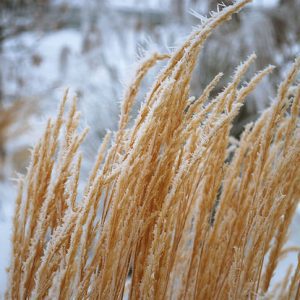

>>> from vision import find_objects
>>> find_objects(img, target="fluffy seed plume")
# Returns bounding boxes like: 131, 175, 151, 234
6, 1, 300, 299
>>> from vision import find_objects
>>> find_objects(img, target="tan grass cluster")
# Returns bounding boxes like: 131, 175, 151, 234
0, 100, 33, 176
6, 1, 300, 299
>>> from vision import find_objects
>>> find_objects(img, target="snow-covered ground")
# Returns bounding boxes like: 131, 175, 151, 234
0, 181, 16, 294
270, 211, 300, 288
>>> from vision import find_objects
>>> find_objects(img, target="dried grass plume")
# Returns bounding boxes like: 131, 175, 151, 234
6, 1, 300, 299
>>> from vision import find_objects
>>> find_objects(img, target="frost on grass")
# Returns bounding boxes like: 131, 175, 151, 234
5, 1, 300, 299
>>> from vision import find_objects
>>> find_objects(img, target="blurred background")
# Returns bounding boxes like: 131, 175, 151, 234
0, 0, 299, 294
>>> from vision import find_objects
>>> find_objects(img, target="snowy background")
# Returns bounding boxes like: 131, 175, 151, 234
0, 0, 299, 295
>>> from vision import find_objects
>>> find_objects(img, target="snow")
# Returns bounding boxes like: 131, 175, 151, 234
270, 213, 300, 288
0, 181, 16, 294
252, 0, 279, 7
3, 29, 82, 99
